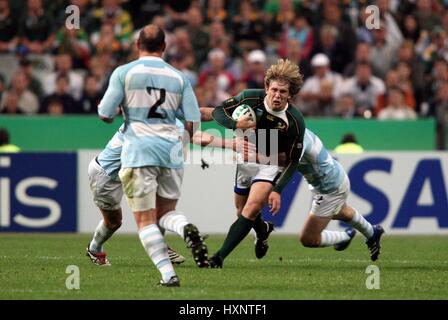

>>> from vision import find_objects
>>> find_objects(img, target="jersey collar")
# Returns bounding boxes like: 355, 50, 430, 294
264, 98, 289, 117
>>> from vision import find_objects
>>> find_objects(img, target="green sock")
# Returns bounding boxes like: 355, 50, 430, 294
216, 215, 254, 259
252, 213, 266, 238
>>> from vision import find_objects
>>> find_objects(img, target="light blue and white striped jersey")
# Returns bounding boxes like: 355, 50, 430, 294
97, 120, 185, 180
297, 129, 346, 193
97, 125, 124, 181
98, 56, 200, 169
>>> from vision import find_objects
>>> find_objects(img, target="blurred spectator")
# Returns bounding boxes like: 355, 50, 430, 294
0, 128, 20, 153
400, 14, 422, 42
208, 20, 227, 51
170, 53, 198, 87
264, 0, 297, 39
0, 0, 19, 53
0, 90, 23, 114
18, 0, 55, 54
376, 0, 404, 46
167, 28, 194, 62
377, 86, 417, 120
7, 72, 39, 114
370, 19, 402, 78
431, 59, 448, 91
91, 0, 133, 51
204, 0, 229, 28
42, 53, 84, 100
54, 24, 91, 70
45, 97, 65, 116
299, 53, 344, 116
78, 74, 102, 114
282, 39, 311, 80
393, 41, 425, 105
88, 55, 110, 95
186, 7, 209, 71
432, 81, 448, 149
195, 85, 213, 108
395, 61, 417, 104
341, 62, 385, 118
343, 42, 382, 78
18, 58, 43, 99
240, 50, 266, 89
229, 80, 248, 97
311, 24, 348, 74
317, 3, 356, 73
334, 133, 364, 153
418, 28, 448, 74
423, 58, 448, 115
334, 94, 357, 118
200, 73, 230, 107
199, 48, 235, 92
40, 73, 78, 114
376, 69, 416, 116
279, 13, 313, 60
91, 22, 122, 61
232, 0, 265, 51
415, 0, 442, 32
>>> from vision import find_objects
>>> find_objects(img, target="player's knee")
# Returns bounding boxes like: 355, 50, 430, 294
299, 234, 320, 247
242, 201, 262, 219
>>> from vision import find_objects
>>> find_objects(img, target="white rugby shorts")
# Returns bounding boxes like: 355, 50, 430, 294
119, 166, 183, 211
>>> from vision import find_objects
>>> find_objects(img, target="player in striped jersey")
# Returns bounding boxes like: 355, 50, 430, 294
97, 25, 205, 287
86, 121, 251, 267
268, 129, 385, 261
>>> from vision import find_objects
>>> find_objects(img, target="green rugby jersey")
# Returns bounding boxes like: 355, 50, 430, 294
211, 89, 306, 193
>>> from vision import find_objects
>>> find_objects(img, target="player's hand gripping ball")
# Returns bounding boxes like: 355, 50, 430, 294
232, 104, 256, 123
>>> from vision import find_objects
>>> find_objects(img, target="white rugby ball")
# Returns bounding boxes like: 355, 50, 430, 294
232, 104, 256, 122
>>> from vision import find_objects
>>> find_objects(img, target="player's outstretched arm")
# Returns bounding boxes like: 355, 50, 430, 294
192, 131, 256, 160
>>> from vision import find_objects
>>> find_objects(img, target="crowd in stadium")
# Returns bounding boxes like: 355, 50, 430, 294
0, 0, 447, 147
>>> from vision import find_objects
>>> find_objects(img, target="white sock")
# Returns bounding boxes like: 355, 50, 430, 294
319, 230, 350, 247
138, 224, 176, 283
89, 220, 115, 253
347, 210, 374, 239
158, 211, 189, 239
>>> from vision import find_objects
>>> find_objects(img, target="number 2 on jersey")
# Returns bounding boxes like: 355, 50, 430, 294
146, 87, 166, 119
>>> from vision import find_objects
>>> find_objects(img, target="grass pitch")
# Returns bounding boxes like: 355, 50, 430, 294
0, 233, 447, 300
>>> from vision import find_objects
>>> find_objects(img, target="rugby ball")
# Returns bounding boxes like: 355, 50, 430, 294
232, 104, 256, 122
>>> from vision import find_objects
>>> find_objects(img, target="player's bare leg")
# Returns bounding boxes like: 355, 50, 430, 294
300, 213, 353, 248
333, 204, 384, 261
86, 208, 122, 266
210, 182, 272, 267
157, 195, 209, 268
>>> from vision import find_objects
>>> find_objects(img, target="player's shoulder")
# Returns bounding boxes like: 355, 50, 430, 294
235, 89, 265, 107
286, 104, 305, 121
239, 89, 266, 100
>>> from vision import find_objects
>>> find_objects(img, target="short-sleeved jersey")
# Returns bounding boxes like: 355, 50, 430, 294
211, 89, 306, 193
298, 129, 345, 194
97, 120, 185, 180
98, 56, 200, 169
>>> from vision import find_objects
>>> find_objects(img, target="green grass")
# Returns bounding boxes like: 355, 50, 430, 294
0, 233, 447, 300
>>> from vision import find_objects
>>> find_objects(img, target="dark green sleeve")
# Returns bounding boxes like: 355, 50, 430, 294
211, 93, 244, 130
273, 109, 306, 194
